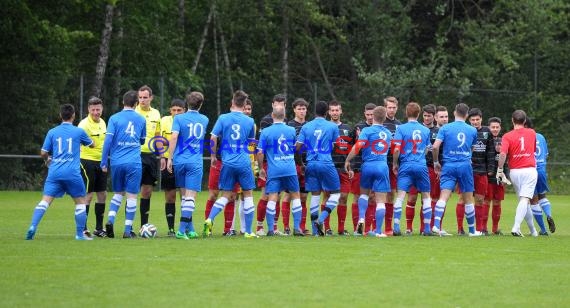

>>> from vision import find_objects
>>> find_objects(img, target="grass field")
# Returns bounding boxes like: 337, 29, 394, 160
1, 191, 568, 307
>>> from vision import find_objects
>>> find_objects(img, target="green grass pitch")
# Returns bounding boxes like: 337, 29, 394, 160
1, 191, 568, 306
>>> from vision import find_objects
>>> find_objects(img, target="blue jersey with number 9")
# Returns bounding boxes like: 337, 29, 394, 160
436, 120, 477, 163
211, 111, 255, 167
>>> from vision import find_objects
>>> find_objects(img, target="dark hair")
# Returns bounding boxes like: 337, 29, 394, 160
245, 98, 252, 107
328, 100, 341, 108
524, 116, 534, 129
273, 93, 286, 103
488, 117, 501, 125
406, 102, 421, 118
436, 105, 447, 113
60, 104, 75, 121
233, 90, 248, 107
123, 90, 138, 107
512, 110, 527, 125
88, 97, 103, 106
455, 103, 469, 117
422, 104, 436, 115
468, 107, 483, 119
138, 85, 153, 96
170, 98, 186, 110
364, 103, 376, 111
292, 98, 309, 108
373, 106, 387, 123
315, 100, 328, 117
186, 92, 204, 110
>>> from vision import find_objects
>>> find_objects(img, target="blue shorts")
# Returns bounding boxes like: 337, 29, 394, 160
305, 162, 340, 192
219, 164, 255, 191
43, 175, 86, 198
266, 175, 300, 194
440, 162, 474, 193
397, 163, 430, 192
534, 167, 549, 195
174, 163, 203, 192
360, 162, 391, 193
111, 163, 142, 194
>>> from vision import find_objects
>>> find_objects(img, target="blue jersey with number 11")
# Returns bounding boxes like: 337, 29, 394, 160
436, 120, 477, 163
211, 111, 255, 167
42, 123, 93, 179
172, 110, 209, 165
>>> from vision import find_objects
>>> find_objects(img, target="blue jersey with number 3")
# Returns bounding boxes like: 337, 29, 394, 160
101, 109, 146, 167
42, 123, 93, 179
436, 120, 477, 163
211, 111, 255, 167
171, 110, 209, 165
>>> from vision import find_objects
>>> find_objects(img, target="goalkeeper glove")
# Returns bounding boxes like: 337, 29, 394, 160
496, 168, 511, 185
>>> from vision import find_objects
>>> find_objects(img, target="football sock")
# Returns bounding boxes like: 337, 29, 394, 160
318, 193, 339, 223
224, 201, 235, 233
456, 203, 465, 231
94, 202, 105, 230
321, 204, 330, 230
406, 201, 416, 231
205, 199, 214, 219
365, 201, 375, 233
266, 200, 276, 232
393, 198, 403, 233
30, 200, 49, 229
273, 201, 280, 231
431, 200, 438, 228
539, 198, 552, 217
513, 198, 529, 232
291, 199, 302, 231
256, 199, 268, 230
230, 201, 237, 231
422, 198, 432, 234
434, 200, 446, 230
208, 197, 228, 221
179, 197, 195, 234
375, 203, 386, 234
492, 203, 502, 233
165, 202, 175, 230
525, 204, 537, 234
481, 203, 490, 232
384, 203, 394, 233
139, 198, 150, 226
465, 203, 476, 234
475, 205, 482, 231
84, 204, 90, 230
310, 195, 321, 235
351, 202, 358, 231
243, 197, 255, 234
357, 195, 369, 221
531, 204, 546, 233
239, 199, 246, 233
282, 201, 291, 230
108, 194, 123, 224
75, 204, 87, 237
337, 204, 347, 233
300, 200, 307, 231
125, 198, 137, 234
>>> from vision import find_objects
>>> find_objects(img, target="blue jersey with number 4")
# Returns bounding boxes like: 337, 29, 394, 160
394, 121, 430, 164
436, 120, 477, 163
171, 110, 209, 165
297, 117, 339, 163
42, 123, 93, 180
258, 122, 297, 178
211, 111, 255, 167
358, 124, 392, 163
101, 109, 146, 167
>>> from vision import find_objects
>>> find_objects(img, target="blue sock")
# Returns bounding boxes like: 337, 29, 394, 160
318, 194, 339, 223
108, 194, 123, 224
531, 205, 547, 233
208, 197, 228, 221
124, 198, 136, 234
179, 198, 194, 233
358, 195, 369, 220
539, 198, 552, 217
266, 201, 276, 232
243, 197, 255, 234
393, 198, 403, 233
422, 199, 432, 234
75, 204, 87, 237
465, 203, 476, 234
291, 199, 302, 231
433, 200, 446, 229
375, 204, 386, 234
30, 200, 49, 229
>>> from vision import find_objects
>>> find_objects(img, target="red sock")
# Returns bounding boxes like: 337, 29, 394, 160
337, 204, 347, 233
205, 199, 214, 219
300, 201, 307, 231
256, 199, 267, 231
492, 203, 501, 233
481, 203, 490, 232
351, 202, 358, 231
384, 203, 394, 233
456, 203, 465, 231
406, 201, 416, 231
365, 203, 375, 233
475, 206, 482, 231
282, 201, 291, 230
224, 202, 235, 233
321, 204, 331, 231
274, 201, 281, 231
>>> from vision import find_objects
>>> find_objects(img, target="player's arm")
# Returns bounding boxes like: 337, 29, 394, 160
486, 135, 496, 175
256, 150, 266, 180
432, 139, 442, 173
100, 119, 115, 172
344, 140, 364, 178
167, 131, 179, 173
210, 134, 218, 166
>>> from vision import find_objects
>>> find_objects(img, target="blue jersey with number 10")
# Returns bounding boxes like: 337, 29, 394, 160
101, 109, 146, 167
436, 120, 477, 163
42, 123, 93, 179
394, 121, 430, 164
258, 122, 297, 178
211, 111, 255, 167
171, 110, 209, 165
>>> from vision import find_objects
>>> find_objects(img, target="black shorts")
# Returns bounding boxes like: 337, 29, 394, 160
161, 165, 176, 190
141, 153, 159, 186
80, 159, 107, 193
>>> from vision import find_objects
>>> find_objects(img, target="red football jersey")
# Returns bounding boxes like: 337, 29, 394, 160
501, 127, 536, 169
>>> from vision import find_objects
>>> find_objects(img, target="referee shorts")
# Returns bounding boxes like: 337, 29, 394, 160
141, 153, 159, 186
80, 159, 107, 193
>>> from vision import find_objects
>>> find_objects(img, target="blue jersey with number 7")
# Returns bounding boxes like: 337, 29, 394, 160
436, 120, 477, 164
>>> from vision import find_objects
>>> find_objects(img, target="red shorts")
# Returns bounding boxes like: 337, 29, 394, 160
473, 174, 488, 196
409, 186, 418, 195
389, 167, 397, 191
208, 160, 239, 192
428, 166, 440, 199
339, 171, 351, 193
486, 182, 505, 201
257, 161, 268, 188
296, 164, 306, 191
350, 172, 361, 194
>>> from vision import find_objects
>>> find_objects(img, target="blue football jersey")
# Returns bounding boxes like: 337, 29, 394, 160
258, 122, 297, 178
211, 111, 255, 167
535, 133, 548, 169
394, 120, 430, 164
297, 117, 339, 163
101, 109, 147, 167
171, 110, 209, 165
357, 124, 392, 163
436, 120, 477, 163
42, 123, 93, 179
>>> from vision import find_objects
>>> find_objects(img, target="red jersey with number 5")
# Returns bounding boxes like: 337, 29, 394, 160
500, 127, 536, 169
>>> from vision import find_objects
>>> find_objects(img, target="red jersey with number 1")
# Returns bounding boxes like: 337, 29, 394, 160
500, 127, 536, 169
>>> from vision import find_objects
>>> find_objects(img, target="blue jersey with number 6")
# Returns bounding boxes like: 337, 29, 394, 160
101, 109, 146, 167
394, 121, 430, 164
211, 111, 255, 167
171, 110, 209, 165
258, 122, 297, 178
436, 120, 477, 163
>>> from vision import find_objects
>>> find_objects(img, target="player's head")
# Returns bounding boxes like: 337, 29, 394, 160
170, 98, 185, 116
406, 102, 421, 119
60, 104, 75, 122
315, 100, 328, 117
87, 96, 103, 121
272, 105, 286, 122
524, 116, 534, 129
511, 110, 527, 126
138, 85, 153, 108
328, 100, 342, 122
292, 98, 308, 120
186, 91, 204, 111
232, 90, 248, 108
422, 104, 436, 126
454, 103, 469, 119
373, 106, 387, 124
272, 93, 286, 108
244, 98, 253, 116
468, 108, 483, 128
364, 103, 376, 125
488, 117, 502, 137
123, 90, 138, 108
383, 96, 398, 119
436, 105, 448, 126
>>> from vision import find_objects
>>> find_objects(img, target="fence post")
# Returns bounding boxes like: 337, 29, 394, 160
79, 74, 84, 120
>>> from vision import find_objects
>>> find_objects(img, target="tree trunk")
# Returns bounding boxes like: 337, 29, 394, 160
281, 1, 289, 97
178, 0, 185, 61
213, 8, 221, 116
111, 4, 123, 113
309, 36, 336, 100
92, 3, 115, 98
191, 3, 215, 74
215, 10, 233, 95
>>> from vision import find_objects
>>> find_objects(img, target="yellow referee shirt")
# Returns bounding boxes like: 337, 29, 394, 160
135, 105, 161, 153
78, 115, 106, 161
160, 115, 174, 159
